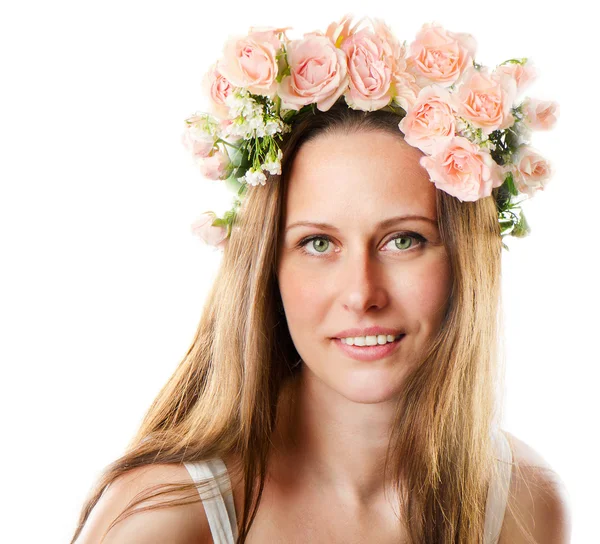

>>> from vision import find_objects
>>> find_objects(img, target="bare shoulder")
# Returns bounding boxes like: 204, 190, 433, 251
499, 430, 572, 544
74, 463, 211, 544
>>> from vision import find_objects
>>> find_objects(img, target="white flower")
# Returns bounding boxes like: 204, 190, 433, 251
224, 90, 274, 139
262, 160, 281, 175
225, 89, 251, 117
266, 118, 290, 135
226, 121, 250, 138
261, 148, 283, 175
224, 94, 244, 117
225, 89, 263, 121
239, 168, 268, 186
223, 89, 291, 140
249, 116, 264, 131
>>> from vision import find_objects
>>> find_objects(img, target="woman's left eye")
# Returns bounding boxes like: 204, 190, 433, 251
385, 232, 427, 252
297, 232, 427, 257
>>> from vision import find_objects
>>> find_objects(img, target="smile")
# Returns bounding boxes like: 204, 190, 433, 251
332, 334, 406, 362
339, 334, 402, 346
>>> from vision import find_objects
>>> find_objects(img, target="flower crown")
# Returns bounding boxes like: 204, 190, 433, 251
182, 15, 559, 251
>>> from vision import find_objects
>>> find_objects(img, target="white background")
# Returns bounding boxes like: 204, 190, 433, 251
1, 1, 598, 542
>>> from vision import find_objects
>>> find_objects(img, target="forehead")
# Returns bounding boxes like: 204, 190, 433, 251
284, 130, 438, 226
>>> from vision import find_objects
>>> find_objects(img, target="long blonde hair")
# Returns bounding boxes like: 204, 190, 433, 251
71, 99, 534, 543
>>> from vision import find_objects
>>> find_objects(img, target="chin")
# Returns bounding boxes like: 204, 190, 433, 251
338, 379, 404, 404
299, 345, 414, 404
324, 365, 408, 405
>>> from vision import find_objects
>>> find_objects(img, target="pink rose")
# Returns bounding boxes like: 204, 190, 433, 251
197, 148, 231, 180
333, 17, 418, 112
190, 212, 228, 249
419, 136, 503, 202
398, 85, 457, 154
495, 61, 537, 95
454, 67, 517, 135
325, 13, 361, 47
372, 18, 406, 67
218, 29, 282, 97
406, 23, 477, 87
521, 98, 559, 131
367, 20, 422, 112
512, 146, 552, 196
340, 27, 394, 110
202, 64, 235, 119
278, 34, 349, 112
373, 21, 422, 111
181, 114, 219, 159
392, 70, 421, 112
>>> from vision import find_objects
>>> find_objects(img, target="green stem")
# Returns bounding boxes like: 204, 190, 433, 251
216, 138, 239, 150
274, 95, 281, 117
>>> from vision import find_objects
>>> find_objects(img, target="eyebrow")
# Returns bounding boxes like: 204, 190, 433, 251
285, 215, 438, 233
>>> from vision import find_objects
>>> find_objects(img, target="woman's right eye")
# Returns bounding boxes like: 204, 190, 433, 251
298, 235, 333, 256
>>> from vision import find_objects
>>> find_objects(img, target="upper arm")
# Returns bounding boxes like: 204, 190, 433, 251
74, 463, 212, 544
500, 432, 573, 544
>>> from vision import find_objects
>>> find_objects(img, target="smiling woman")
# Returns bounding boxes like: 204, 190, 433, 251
277, 128, 453, 405
70, 17, 569, 544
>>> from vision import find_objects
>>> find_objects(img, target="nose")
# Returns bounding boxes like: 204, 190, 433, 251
340, 247, 389, 314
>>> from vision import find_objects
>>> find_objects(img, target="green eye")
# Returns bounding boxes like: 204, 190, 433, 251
394, 236, 413, 250
312, 238, 329, 253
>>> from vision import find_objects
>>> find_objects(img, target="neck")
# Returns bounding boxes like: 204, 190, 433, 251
272, 366, 402, 507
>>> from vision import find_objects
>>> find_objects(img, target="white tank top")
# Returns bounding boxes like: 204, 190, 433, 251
184, 430, 512, 544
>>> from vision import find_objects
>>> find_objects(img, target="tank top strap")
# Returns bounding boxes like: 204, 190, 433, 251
484, 429, 513, 544
184, 458, 238, 544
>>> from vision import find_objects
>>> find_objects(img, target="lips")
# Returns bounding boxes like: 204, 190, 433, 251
332, 334, 406, 362
332, 326, 404, 339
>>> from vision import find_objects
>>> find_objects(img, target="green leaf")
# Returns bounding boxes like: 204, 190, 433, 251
282, 109, 298, 123
504, 128, 520, 151
223, 210, 236, 223
276, 65, 291, 83
505, 172, 519, 197
227, 145, 244, 168
512, 211, 531, 238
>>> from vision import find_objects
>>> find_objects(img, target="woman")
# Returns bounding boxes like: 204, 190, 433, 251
71, 19, 570, 544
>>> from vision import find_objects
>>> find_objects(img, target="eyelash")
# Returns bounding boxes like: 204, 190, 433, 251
297, 232, 427, 258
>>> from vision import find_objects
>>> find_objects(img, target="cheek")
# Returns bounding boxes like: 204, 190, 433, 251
277, 258, 336, 358
279, 262, 327, 323
396, 255, 452, 329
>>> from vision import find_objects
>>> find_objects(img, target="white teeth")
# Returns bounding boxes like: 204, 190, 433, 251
340, 334, 401, 346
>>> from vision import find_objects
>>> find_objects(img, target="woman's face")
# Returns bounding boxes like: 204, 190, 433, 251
277, 130, 452, 404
